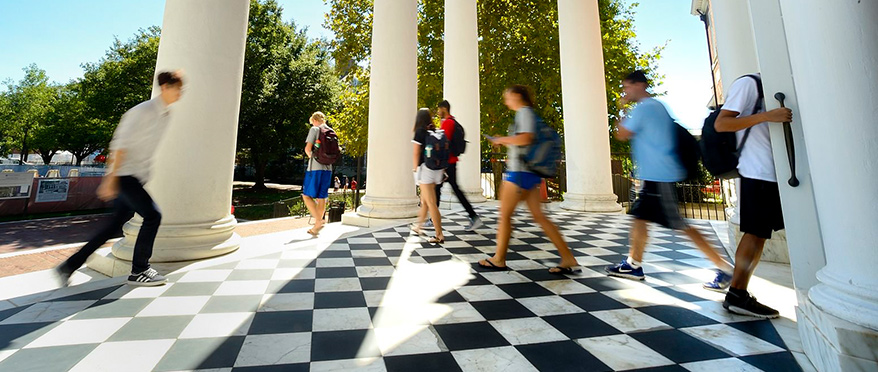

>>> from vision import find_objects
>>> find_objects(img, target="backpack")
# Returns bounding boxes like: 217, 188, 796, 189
424, 129, 450, 170
522, 113, 563, 178
450, 119, 467, 157
675, 122, 701, 181
699, 74, 763, 179
315, 126, 341, 165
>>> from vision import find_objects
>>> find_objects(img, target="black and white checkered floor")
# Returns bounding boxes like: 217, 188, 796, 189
0, 207, 803, 371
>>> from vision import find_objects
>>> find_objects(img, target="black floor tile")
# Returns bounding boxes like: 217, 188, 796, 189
314, 291, 367, 309
470, 299, 537, 320
0, 322, 60, 349
0, 305, 29, 323
575, 277, 642, 292
517, 340, 612, 372
316, 267, 358, 278
446, 247, 485, 255
562, 293, 629, 312
517, 269, 567, 282
0, 344, 98, 372
630, 329, 730, 363
232, 363, 309, 372
360, 277, 391, 291
740, 351, 803, 372
52, 286, 121, 301
318, 250, 353, 259
272, 279, 315, 294
647, 272, 704, 286
349, 243, 382, 250
384, 352, 463, 372
637, 305, 719, 328
354, 257, 393, 267
497, 283, 555, 298
652, 286, 707, 303
311, 329, 381, 361
462, 273, 492, 286
626, 365, 689, 372
542, 313, 621, 339
728, 319, 789, 349
433, 322, 510, 351
436, 290, 466, 304
154, 336, 246, 371
248, 310, 312, 334
423, 255, 454, 263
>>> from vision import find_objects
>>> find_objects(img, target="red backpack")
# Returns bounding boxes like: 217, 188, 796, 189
315, 126, 340, 165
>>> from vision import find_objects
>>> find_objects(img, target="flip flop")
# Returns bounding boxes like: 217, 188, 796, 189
549, 266, 581, 275
307, 229, 319, 236
427, 236, 445, 244
410, 225, 426, 236
478, 259, 509, 271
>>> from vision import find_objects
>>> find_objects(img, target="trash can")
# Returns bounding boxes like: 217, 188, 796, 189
328, 201, 345, 223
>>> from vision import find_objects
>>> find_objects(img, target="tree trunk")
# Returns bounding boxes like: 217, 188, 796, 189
19, 128, 29, 165
355, 155, 362, 209
38, 150, 56, 165
254, 159, 267, 190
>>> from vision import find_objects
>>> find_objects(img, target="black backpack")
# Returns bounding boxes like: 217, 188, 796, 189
450, 119, 467, 156
424, 129, 450, 170
675, 122, 700, 181
699, 74, 763, 179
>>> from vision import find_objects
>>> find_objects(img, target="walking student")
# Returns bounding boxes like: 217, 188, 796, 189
55, 71, 184, 287
709, 73, 792, 318
607, 71, 735, 287
480, 85, 578, 274
411, 108, 446, 244
425, 100, 482, 231
303, 112, 337, 236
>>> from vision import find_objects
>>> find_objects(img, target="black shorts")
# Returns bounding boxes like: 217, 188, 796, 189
739, 177, 785, 239
629, 181, 687, 230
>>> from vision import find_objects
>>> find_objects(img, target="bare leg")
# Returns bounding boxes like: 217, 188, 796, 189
683, 227, 733, 272
730, 233, 766, 290
524, 185, 577, 271
628, 219, 649, 262
480, 181, 522, 268
315, 199, 327, 230
420, 183, 444, 240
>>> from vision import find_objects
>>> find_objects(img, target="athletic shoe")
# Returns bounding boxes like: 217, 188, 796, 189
423, 220, 434, 229
703, 269, 732, 292
723, 290, 780, 319
54, 266, 72, 288
465, 216, 483, 232
127, 268, 167, 287
605, 260, 645, 281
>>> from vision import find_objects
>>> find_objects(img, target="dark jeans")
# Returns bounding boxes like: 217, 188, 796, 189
435, 162, 477, 219
63, 176, 161, 274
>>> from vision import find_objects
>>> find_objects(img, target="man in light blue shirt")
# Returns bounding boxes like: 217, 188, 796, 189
606, 71, 733, 286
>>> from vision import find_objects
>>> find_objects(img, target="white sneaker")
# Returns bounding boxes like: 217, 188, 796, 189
465, 216, 483, 231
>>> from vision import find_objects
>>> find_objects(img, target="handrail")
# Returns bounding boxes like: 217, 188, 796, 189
774, 92, 800, 187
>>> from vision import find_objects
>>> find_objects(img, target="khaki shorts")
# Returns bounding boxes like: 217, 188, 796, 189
415, 164, 445, 185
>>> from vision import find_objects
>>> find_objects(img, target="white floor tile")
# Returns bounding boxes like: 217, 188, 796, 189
315, 278, 363, 292
270, 268, 311, 281
455, 285, 513, 302
682, 357, 763, 372
235, 333, 311, 367
179, 313, 254, 339
575, 256, 613, 267
310, 357, 386, 372
363, 290, 386, 307
258, 293, 314, 312
536, 280, 596, 295
24, 318, 131, 348
452, 346, 538, 372
601, 287, 683, 308
69, 339, 175, 372
681, 324, 785, 356
375, 325, 442, 356
136, 296, 210, 317
316, 258, 356, 268
505, 260, 549, 271
176, 270, 233, 283
516, 296, 585, 317
214, 280, 270, 296
489, 317, 568, 345
431, 302, 486, 325
0, 300, 94, 324
479, 271, 531, 285
0, 349, 17, 364
577, 334, 675, 371
590, 308, 672, 333
313, 308, 372, 332
357, 266, 396, 278
235, 259, 279, 270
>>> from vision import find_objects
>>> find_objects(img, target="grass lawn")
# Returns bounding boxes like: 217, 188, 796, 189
232, 185, 303, 221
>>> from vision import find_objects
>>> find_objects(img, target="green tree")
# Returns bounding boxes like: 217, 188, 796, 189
239, 0, 341, 189
54, 83, 108, 165
325, 0, 662, 160
29, 84, 63, 165
2, 64, 57, 164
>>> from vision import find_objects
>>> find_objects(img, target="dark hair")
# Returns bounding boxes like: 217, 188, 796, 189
413, 108, 434, 132
157, 71, 183, 87
624, 70, 649, 86
438, 100, 451, 112
505, 85, 534, 107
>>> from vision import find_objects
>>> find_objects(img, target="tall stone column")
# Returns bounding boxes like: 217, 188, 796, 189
356, 0, 420, 219
557, 0, 621, 212
113, 0, 249, 262
709, 0, 759, 93
779, 0, 878, 370
442, 0, 484, 204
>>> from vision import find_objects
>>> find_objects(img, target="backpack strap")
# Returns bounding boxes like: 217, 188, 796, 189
735, 74, 763, 153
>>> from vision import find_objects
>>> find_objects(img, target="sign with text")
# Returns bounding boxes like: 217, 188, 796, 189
0, 172, 33, 200
35, 179, 70, 203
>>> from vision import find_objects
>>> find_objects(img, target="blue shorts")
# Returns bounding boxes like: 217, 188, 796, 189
504, 171, 542, 191
303, 170, 332, 199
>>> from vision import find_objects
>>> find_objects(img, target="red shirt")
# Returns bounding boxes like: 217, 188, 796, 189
440, 115, 459, 164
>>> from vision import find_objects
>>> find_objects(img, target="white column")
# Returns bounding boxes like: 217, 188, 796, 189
356, 0, 420, 219
557, 0, 621, 212
779, 0, 878, 370
709, 0, 759, 93
112, 0, 249, 262
442, 0, 484, 204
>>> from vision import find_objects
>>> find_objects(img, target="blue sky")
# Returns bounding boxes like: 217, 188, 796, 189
0, 0, 711, 128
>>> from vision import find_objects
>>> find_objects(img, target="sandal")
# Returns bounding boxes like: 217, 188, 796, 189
478, 259, 509, 271
549, 266, 581, 275
427, 236, 445, 244
307, 228, 319, 236
410, 224, 426, 236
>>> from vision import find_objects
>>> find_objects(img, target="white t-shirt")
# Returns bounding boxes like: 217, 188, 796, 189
722, 75, 777, 182
109, 96, 172, 183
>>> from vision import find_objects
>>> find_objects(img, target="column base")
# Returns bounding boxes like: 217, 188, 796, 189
356, 195, 420, 219
560, 193, 622, 213
799, 296, 878, 371
112, 214, 240, 263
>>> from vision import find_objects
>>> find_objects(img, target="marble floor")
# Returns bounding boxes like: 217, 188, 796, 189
0, 206, 809, 371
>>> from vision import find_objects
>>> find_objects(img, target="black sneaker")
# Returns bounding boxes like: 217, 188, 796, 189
127, 268, 167, 287
54, 266, 72, 288
723, 291, 779, 319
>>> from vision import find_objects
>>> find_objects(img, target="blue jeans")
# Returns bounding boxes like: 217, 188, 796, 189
63, 176, 161, 274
